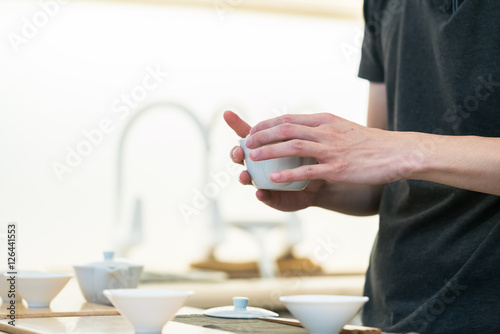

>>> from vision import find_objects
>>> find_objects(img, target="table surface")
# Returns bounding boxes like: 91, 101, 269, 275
143, 274, 365, 309
0, 275, 379, 334
0, 316, 232, 334
0, 274, 365, 315
0, 278, 204, 333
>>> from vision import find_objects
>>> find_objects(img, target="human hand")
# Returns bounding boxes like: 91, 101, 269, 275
222, 110, 251, 183
246, 113, 413, 185
223, 110, 326, 212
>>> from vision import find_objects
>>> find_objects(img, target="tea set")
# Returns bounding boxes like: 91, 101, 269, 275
0, 143, 367, 334
0, 249, 368, 334
240, 135, 316, 191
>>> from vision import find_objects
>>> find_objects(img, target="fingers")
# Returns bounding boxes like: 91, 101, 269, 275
230, 146, 245, 165
239, 171, 252, 185
230, 146, 252, 184
246, 123, 319, 149
269, 163, 327, 184
249, 140, 324, 161
250, 113, 333, 135
223, 110, 251, 138
255, 189, 272, 202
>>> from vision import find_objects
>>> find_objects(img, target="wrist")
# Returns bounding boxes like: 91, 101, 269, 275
398, 131, 435, 181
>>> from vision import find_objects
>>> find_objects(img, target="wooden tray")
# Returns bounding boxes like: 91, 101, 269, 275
0, 298, 119, 319
0, 278, 201, 320
0, 279, 120, 320
260, 317, 381, 333
0, 317, 231, 334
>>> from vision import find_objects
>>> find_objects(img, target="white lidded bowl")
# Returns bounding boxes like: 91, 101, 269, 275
279, 295, 369, 334
73, 251, 143, 305
15, 272, 73, 308
103, 289, 194, 334
240, 136, 316, 191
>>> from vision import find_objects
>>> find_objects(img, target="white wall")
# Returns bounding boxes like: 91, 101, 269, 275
0, 0, 377, 274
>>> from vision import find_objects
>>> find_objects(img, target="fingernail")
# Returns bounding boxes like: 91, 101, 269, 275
231, 148, 238, 159
249, 150, 259, 160
246, 136, 254, 147
270, 172, 281, 181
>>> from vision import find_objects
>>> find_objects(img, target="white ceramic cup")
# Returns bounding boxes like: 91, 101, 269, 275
279, 295, 369, 334
15, 272, 73, 308
0, 270, 40, 304
240, 136, 316, 191
103, 289, 194, 334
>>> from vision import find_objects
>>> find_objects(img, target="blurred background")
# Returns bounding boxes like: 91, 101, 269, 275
0, 0, 378, 282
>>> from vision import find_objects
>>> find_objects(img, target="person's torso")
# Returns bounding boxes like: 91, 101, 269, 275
361, 1, 500, 333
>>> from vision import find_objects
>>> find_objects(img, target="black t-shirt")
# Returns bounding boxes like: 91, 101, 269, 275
358, 1, 500, 333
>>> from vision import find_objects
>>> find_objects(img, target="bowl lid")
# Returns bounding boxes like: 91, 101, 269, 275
81, 251, 141, 269
203, 297, 278, 319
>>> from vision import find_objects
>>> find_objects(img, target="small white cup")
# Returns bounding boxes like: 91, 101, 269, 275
280, 295, 369, 334
103, 289, 194, 334
240, 136, 316, 191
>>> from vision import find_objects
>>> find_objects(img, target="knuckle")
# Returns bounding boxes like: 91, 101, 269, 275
318, 145, 329, 159
281, 114, 293, 124
279, 123, 293, 137
290, 140, 304, 153
338, 160, 348, 173
330, 161, 348, 181
303, 165, 315, 179
321, 112, 335, 123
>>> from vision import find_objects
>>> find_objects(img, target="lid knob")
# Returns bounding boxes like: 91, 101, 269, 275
103, 251, 115, 261
233, 297, 248, 310
203, 296, 278, 319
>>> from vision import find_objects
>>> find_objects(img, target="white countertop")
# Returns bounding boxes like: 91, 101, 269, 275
142, 275, 366, 309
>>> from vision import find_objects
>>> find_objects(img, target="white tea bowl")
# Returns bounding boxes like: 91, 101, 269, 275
14, 272, 73, 308
240, 136, 316, 191
279, 295, 369, 334
0, 270, 41, 304
103, 289, 194, 334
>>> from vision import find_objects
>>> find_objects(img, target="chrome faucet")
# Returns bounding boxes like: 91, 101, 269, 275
113, 101, 223, 258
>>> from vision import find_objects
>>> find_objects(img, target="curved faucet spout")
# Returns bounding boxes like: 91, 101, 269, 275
114, 101, 212, 257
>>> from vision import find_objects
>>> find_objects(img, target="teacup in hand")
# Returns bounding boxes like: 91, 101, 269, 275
240, 136, 315, 191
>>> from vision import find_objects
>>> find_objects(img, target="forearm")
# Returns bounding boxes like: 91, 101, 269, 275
312, 132, 500, 216
312, 182, 384, 216
406, 133, 500, 196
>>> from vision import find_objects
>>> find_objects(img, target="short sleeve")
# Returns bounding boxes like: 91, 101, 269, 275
358, 0, 385, 82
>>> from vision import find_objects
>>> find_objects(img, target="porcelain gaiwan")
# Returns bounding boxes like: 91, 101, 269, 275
73, 251, 143, 305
